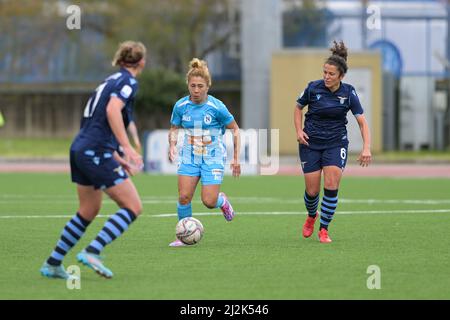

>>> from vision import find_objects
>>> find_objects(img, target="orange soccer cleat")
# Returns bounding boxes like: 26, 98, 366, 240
302, 212, 318, 238
318, 228, 332, 243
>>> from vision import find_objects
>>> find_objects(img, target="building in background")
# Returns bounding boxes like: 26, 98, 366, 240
235, 0, 448, 152
1, 0, 449, 152
322, 0, 448, 151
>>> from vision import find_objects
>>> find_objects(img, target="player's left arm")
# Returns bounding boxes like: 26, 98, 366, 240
349, 87, 371, 167
226, 120, 241, 177
355, 114, 372, 167
127, 120, 142, 154
113, 150, 140, 176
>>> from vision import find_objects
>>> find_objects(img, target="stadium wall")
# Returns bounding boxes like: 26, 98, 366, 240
270, 49, 383, 155
0, 81, 241, 138
0, 85, 90, 138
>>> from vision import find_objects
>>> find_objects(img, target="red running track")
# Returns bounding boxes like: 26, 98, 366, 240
0, 162, 449, 177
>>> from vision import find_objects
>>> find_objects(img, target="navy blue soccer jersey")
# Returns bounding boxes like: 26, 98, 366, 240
72, 68, 138, 152
296, 79, 364, 149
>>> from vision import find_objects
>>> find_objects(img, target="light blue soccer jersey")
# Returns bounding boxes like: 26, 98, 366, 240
170, 95, 234, 165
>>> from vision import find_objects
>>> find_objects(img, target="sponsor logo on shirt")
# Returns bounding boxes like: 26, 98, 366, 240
316, 94, 321, 101
211, 169, 224, 180
120, 85, 133, 99
182, 115, 191, 121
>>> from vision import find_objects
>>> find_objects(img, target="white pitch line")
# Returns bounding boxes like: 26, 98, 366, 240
1, 209, 450, 220
0, 214, 112, 219
1, 198, 450, 205
2, 192, 450, 206
152, 209, 450, 218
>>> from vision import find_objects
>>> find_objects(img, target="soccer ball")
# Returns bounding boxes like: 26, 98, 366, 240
175, 217, 204, 245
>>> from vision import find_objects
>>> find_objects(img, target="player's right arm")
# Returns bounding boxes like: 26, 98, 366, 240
294, 104, 309, 146
168, 125, 179, 163
169, 101, 183, 163
106, 96, 142, 168
295, 84, 311, 146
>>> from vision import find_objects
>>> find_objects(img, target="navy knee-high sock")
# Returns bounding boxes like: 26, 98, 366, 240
319, 189, 338, 230
304, 191, 319, 218
47, 212, 91, 266
85, 208, 137, 255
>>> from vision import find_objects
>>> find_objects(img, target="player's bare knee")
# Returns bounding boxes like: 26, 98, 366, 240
131, 201, 143, 216
202, 198, 217, 209
324, 177, 339, 190
202, 202, 216, 209
115, 198, 142, 216
79, 204, 101, 220
179, 194, 192, 205
78, 209, 98, 221
306, 187, 320, 197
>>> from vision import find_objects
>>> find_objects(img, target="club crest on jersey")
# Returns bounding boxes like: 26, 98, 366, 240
338, 96, 348, 104
204, 114, 212, 125
114, 166, 125, 177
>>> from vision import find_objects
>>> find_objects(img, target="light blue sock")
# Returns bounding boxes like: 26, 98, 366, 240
214, 194, 225, 208
177, 202, 192, 220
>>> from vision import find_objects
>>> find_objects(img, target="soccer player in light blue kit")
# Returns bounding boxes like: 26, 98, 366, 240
168, 58, 241, 247
40, 41, 146, 279
294, 41, 372, 243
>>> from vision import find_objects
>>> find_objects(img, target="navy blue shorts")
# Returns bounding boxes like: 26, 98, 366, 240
70, 149, 128, 190
298, 144, 348, 174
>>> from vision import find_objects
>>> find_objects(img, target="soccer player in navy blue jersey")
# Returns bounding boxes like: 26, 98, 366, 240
294, 41, 372, 243
40, 41, 146, 279
167, 58, 241, 247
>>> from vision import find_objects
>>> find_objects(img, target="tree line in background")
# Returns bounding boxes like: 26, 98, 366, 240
0, 0, 237, 122
0, 0, 328, 128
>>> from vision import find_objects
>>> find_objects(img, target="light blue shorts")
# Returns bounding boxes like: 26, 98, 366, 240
177, 162, 225, 185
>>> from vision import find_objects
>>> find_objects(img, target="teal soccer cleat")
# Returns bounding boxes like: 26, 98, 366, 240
40, 262, 76, 280
76, 250, 113, 279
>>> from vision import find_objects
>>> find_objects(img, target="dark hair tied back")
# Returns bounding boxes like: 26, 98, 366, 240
112, 41, 147, 67
326, 40, 348, 75
122, 47, 141, 64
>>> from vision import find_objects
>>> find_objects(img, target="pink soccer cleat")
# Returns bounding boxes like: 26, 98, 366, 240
219, 192, 235, 221
169, 239, 187, 247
